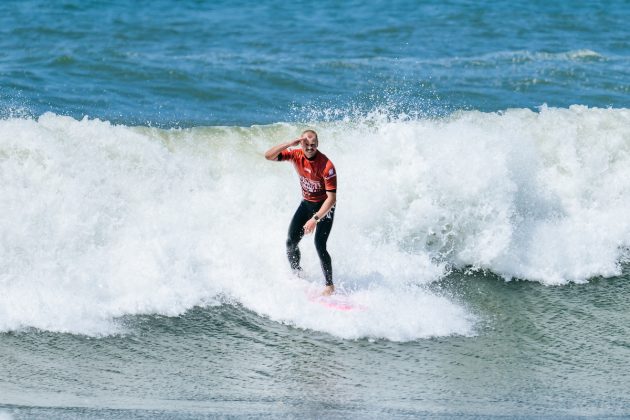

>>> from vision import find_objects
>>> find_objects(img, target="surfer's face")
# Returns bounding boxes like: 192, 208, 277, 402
301, 134, 318, 158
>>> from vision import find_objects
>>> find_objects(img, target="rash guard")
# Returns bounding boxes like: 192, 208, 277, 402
279, 149, 337, 202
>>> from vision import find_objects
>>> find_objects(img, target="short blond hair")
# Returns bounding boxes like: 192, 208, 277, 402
301, 129, 318, 141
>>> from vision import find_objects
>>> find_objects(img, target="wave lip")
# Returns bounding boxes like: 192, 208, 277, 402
330, 105, 630, 285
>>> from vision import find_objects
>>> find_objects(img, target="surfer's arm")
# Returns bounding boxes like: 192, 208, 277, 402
303, 191, 336, 234
264, 138, 303, 161
316, 191, 336, 219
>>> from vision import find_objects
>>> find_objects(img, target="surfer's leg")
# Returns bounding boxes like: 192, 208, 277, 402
286, 201, 310, 271
314, 206, 335, 286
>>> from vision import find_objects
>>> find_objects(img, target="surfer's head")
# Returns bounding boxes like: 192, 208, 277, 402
301, 129, 318, 159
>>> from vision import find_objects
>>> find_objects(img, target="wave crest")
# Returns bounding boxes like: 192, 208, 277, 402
1, 107, 628, 337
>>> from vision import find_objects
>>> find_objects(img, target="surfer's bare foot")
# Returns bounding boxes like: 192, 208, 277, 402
321, 285, 335, 296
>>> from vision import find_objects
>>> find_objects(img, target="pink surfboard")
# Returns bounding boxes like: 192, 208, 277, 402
307, 293, 362, 311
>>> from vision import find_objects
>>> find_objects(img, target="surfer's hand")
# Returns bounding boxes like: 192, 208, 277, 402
303, 218, 317, 234
290, 137, 304, 147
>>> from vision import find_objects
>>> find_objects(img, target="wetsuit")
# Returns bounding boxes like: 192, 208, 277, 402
278, 149, 337, 286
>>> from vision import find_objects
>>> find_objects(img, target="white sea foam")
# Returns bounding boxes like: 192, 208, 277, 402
0, 107, 628, 338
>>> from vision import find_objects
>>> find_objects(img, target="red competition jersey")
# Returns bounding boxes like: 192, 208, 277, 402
279, 149, 337, 202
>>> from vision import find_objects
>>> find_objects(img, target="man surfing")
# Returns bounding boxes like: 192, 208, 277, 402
264, 129, 337, 296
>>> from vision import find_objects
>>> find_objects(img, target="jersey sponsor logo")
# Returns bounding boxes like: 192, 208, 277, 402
299, 176, 322, 193
324, 168, 336, 180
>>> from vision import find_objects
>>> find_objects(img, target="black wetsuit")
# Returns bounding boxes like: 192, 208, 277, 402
286, 200, 335, 286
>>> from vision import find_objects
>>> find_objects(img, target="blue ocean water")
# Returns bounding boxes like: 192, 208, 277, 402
1, 1, 630, 418
1, 0, 628, 125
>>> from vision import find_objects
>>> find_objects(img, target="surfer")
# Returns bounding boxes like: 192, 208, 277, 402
265, 129, 337, 296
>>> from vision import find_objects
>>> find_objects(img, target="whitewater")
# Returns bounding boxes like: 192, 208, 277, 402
1, 106, 629, 339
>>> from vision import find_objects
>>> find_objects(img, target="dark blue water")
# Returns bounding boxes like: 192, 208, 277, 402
1, 0, 628, 126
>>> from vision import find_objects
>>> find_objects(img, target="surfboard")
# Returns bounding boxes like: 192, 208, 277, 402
307, 292, 362, 311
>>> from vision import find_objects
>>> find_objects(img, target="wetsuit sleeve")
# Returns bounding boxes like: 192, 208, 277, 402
278, 150, 295, 162
323, 161, 337, 192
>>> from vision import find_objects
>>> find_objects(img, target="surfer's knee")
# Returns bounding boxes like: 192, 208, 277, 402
314, 239, 327, 256
286, 235, 300, 249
